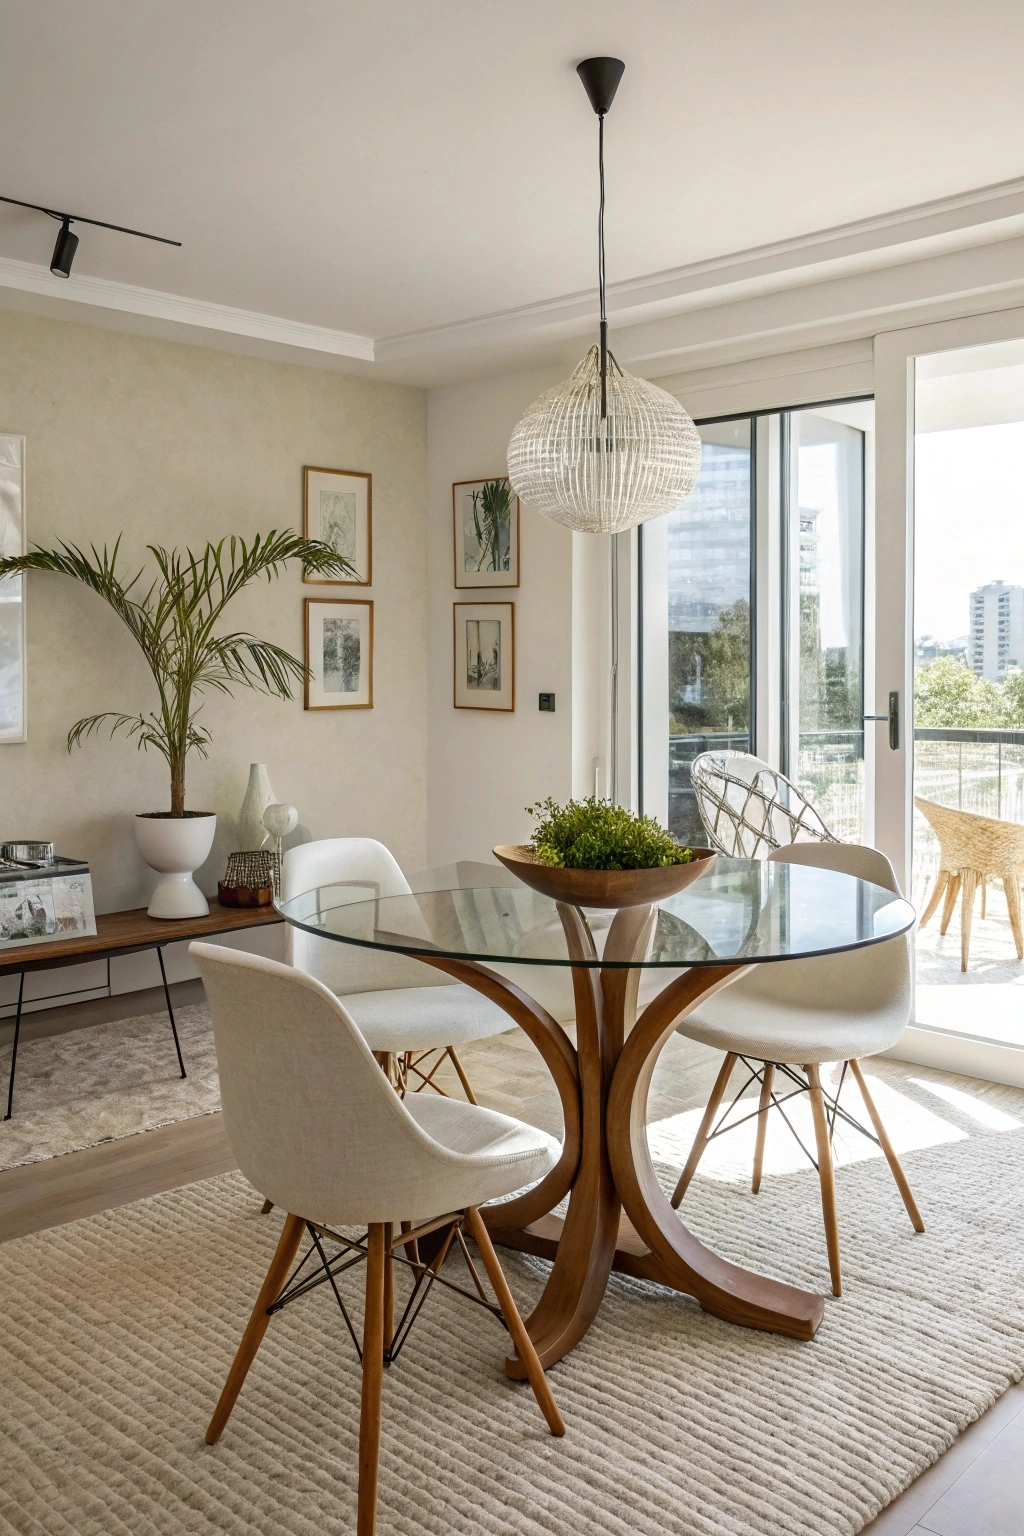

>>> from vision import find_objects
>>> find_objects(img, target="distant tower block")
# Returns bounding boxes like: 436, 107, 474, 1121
969, 581, 1024, 681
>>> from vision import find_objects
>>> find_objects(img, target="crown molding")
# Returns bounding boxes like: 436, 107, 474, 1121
1, 173, 1023, 386
0, 255, 375, 362
376, 175, 1024, 362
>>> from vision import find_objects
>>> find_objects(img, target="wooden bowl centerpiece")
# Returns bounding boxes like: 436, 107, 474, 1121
493, 797, 716, 910
492, 843, 716, 908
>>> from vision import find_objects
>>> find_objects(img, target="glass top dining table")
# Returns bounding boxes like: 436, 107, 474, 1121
276, 857, 916, 1371
276, 856, 914, 969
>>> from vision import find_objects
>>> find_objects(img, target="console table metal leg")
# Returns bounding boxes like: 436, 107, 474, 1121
156, 946, 187, 1079
4, 970, 26, 1120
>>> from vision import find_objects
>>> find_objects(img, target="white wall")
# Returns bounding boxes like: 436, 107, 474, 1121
0, 308, 426, 1009
426, 366, 610, 868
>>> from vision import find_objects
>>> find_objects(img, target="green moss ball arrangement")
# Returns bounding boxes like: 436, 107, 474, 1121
526, 797, 695, 871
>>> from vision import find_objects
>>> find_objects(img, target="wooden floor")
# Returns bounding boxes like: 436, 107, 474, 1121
2, 985, 1022, 1534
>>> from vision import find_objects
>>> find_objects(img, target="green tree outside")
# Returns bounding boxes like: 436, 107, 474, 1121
669, 599, 750, 735
915, 654, 1024, 728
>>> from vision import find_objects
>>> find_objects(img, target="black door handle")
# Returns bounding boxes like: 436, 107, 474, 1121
864, 692, 899, 751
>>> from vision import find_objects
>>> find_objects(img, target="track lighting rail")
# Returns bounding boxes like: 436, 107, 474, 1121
0, 193, 181, 278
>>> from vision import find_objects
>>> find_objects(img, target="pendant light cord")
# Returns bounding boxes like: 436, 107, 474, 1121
598, 111, 608, 419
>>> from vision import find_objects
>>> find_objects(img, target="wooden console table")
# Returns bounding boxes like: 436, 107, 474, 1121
1, 901, 282, 1120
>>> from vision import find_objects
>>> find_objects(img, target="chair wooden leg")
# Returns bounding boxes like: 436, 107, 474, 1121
358, 1224, 386, 1536
981, 876, 987, 920
670, 1051, 738, 1208
260, 1199, 274, 1215
805, 1065, 842, 1298
959, 870, 978, 972
1004, 874, 1024, 961
447, 1046, 479, 1105
918, 870, 948, 928
849, 1060, 925, 1233
939, 872, 961, 935
751, 1063, 775, 1194
463, 1206, 565, 1437
205, 1211, 305, 1444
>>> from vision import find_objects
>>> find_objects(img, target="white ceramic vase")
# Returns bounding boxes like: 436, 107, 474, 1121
238, 763, 275, 851
134, 813, 217, 919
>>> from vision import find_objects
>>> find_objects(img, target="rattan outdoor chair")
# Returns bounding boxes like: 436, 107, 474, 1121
915, 797, 1024, 971
691, 751, 838, 858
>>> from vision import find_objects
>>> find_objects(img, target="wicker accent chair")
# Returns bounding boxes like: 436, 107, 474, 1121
915, 797, 1024, 972
691, 751, 838, 858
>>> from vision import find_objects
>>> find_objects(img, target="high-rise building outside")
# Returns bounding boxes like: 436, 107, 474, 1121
968, 581, 1024, 680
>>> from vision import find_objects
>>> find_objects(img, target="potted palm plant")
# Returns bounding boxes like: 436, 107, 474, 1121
0, 530, 352, 917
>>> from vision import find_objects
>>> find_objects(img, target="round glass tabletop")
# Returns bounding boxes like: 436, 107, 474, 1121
276, 857, 915, 969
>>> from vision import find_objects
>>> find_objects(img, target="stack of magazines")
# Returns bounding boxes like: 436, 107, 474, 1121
0, 852, 97, 948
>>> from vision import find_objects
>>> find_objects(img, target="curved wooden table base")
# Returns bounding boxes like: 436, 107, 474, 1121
420, 900, 826, 1374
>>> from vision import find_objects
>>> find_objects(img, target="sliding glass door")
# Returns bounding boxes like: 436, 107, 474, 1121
640, 398, 872, 847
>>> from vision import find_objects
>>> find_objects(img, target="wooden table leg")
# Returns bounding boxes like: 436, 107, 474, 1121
607, 966, 826, 1341
416, 919, 826, 1367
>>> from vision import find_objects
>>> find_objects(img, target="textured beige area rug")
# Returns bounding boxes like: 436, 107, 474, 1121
2, 1125, 1023, 1536
0, 1004, 218, 1169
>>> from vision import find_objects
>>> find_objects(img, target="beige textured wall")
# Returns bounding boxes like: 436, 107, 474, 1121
0, 308, 427, 917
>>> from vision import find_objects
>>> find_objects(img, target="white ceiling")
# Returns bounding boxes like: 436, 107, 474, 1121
3, 1, 1024, 382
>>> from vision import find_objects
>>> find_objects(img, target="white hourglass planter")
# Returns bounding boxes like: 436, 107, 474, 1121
134, 813, 217, 919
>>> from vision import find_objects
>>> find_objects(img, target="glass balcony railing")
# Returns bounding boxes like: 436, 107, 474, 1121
913, 725, 1024, 907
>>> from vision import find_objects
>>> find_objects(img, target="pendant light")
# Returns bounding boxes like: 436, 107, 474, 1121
507, 58, 702, 535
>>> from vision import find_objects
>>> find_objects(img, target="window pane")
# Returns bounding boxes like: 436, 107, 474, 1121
786, 408, 866, 842
667, 419, 752, 843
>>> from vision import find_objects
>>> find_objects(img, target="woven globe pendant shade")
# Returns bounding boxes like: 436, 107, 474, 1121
507, 345, 702, 534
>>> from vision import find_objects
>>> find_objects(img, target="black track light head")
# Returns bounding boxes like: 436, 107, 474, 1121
49, 216, 78, 278
576, 57, 625, 117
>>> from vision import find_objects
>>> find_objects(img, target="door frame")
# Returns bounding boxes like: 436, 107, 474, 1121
875, 303, 1024, 1088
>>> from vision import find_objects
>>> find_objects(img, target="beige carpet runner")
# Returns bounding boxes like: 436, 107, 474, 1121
1, 1122, 1023, 1535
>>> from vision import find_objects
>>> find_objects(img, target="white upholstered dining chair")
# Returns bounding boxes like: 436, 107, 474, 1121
190, 942, 564, 1536
669, 840, 923, 1296
282, 838, 513, 1102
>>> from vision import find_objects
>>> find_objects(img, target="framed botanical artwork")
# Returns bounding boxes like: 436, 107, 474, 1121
453, 477, 519, 588
453, 601, 514, 711
0, 434, 26, 744
304, 598, 373, 710
304, 467, 371, 585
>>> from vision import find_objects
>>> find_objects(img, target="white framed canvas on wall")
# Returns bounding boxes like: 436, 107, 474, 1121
305, 598, 373, 710
303, 466, 371, 586
452, 477, 519, 588
0, 434, 26, 743
453, 601, 514, 711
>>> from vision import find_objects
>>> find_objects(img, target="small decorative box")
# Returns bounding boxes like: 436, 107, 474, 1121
218, 850, 281, 908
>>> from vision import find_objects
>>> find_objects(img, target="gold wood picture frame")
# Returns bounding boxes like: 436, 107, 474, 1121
452, 477, 520, 588
304, 598, 373, 710
303, 466, 372, 585
453, 601, 515, 711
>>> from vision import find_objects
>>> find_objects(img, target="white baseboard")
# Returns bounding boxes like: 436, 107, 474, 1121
884, 1023, 1024, 1089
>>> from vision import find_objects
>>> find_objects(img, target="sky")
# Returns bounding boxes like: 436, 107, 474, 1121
915, 421, 1024, 642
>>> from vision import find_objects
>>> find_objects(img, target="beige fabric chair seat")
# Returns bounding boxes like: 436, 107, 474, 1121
402, 1090, 558, 1177
194, 943, 559, 1229
680, 948, 910, 1064
341, 984, 511, 1054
